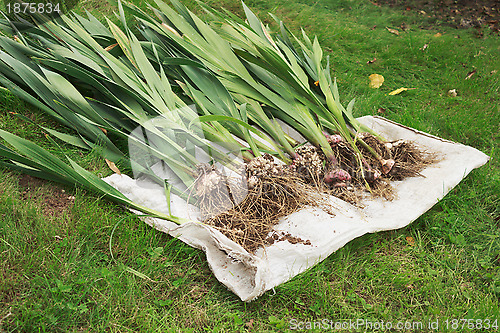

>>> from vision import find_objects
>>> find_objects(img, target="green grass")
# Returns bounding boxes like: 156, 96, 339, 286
1, 0, 499, 331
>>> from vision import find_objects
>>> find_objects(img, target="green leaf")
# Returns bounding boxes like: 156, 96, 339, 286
42, 127, 91, 150
162, 57, 204, 67
106, 18, 136, 68
241, 2, 266, 39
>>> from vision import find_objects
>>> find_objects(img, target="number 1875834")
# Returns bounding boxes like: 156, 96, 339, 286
5, 2, 61, 14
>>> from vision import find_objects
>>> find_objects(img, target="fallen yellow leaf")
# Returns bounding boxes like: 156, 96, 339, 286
369, 74, 384, 88
406, 236, 415, 246
434, 32, 442, 37
386, 27, 400, 35
388, 87, 414, 95
105, 159, 121, 175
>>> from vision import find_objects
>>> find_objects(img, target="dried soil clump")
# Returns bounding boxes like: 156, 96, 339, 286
267, 231, 312, 246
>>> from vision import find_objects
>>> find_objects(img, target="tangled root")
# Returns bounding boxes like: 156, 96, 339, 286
358, 135, 436, 180
205, 172, 328, 253
387, 140, 437, 180
293, 133, 437, 202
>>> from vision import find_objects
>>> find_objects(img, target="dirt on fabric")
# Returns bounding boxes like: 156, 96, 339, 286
266, 231, 312, 246
18, 174, 74, 218
373, 0, 500, 34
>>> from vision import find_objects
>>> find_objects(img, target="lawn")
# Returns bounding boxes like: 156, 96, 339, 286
0, 0, 499, 331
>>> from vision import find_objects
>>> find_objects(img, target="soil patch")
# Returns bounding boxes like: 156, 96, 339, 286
373, 0, 500, 34
18, 174, 74, 218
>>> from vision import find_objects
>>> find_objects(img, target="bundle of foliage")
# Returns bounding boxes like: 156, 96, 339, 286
0, 0, 431, 251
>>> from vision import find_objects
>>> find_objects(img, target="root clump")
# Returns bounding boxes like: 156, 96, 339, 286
204, 163, 326, 253
358, 134, 437, 182
194, 136, 436, 253
320, 133, 436, 201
